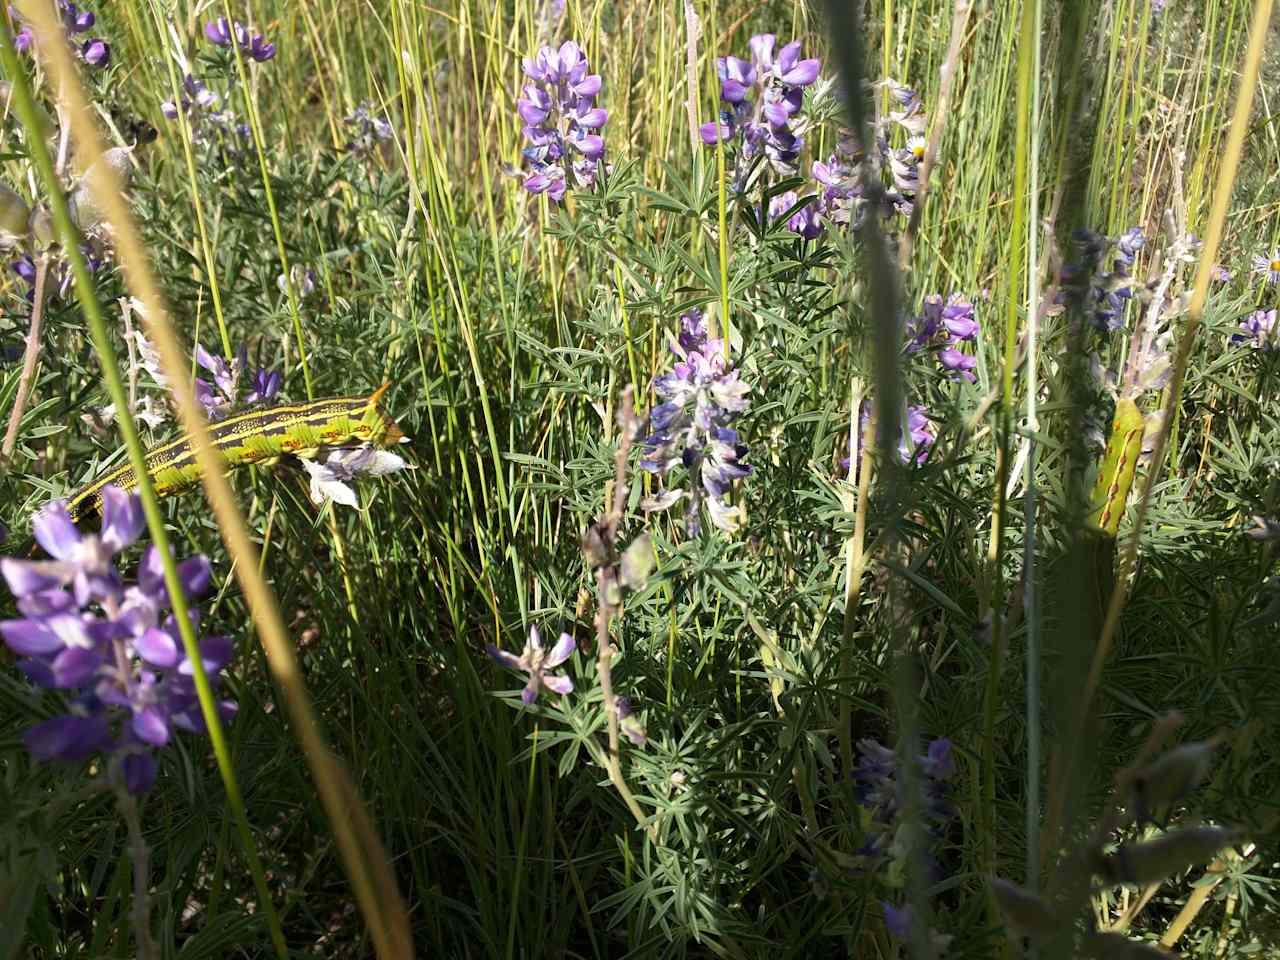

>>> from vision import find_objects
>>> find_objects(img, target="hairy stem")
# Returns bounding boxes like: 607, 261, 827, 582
2, 253, 50, 459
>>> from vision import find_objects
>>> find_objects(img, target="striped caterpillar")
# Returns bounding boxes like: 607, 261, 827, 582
64, 383, 407, 525
1087, 397, 1144, 536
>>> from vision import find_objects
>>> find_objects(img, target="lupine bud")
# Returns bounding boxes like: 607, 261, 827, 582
28, 205, 55, 248
619, 534, 654, 591
1128, 739, 1220, 824
0, 182, 30, 244
1099, 826, 1236, 885
989, 878, 1061, 938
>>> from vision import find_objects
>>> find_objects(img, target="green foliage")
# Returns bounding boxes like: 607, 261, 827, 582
1, 0, 1279, 957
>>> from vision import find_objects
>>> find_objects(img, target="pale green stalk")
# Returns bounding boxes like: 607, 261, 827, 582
1023, 0, 1044, 898
220, 0, 313, 398
145, 2, 233, 359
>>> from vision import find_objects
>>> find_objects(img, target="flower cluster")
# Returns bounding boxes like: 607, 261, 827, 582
1, 488, 235, 795
1065, 227, 1146, 332
204, 16, 276, 62
10, 1, 111, 68
193, 343, 281, 420
700, 34, 820, 180
517, 40, 607, 203
906, 293, 980, 382
343, 102, 394, 157
159, 20, 274, 159
640, 308, 752, 534
486, 624, 575, 704
1232, 308, 1277, 350
852, 736, 957, 873
842, 399, 936, 476
785, 79, 926, 238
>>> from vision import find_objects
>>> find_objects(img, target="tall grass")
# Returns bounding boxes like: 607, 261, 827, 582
1, 0, 1278, 957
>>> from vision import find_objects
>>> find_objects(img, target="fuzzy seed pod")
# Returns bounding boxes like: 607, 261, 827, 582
1129, 740, 1219, 823
1101, 826, 1236, 886
990, 878, 1061, 938
0, 182, 31, 244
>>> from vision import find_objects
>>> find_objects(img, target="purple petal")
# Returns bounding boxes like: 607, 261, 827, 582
1, 618, 62, 656
542, 673, 573, 696
574, 107, 608, 128
486, 643, 523, 671
520, 680, 539, 704
573, 74, 602, 97
721, 79, 750, 103
50, 646, 101, 687
781, 58, 820, 86
1, 559, 62, 597
699, 121, 729, 144
32, 502, 81, 561
24, 714, 111, 761
100, 486, 143, 552
132, 706, 171, 746
122, 752, 156, 794
136, 626, 180, 667
546, 632, 575, 668
177, 555, 212, 598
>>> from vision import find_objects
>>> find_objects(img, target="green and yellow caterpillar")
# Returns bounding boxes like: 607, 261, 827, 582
64, 383, 407, 525
1087, 397, 1144, 536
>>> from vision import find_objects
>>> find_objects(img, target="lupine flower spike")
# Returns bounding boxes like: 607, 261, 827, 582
700, 35, 820, 181
517, 41, 608, 203
640, 308, 752, 533
1, 488, 235, 795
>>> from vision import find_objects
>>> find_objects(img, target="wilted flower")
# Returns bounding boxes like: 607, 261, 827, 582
616, 696, 647, 746
517, 40, 607, 203
1251, 251, 1280, 284
1210, 264, 1231, 283
194, 344, 243, 420
640, 308, 751, 534
1232, 308, 1277, 350
700, 34, 820, 179
486, 624, 574, 704
1, 488, 235, 795
300, 446, 409, 507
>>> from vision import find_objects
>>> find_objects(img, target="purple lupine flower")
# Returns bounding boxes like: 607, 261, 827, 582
938, 346, 977, 383
902, 405, 936, 465
517, 40, 608, 203
160, 74, 219, 120
193, 343, 243, 420
1232, 308, 1278, 350
699, 34, 820, 179
486, 624, 575, 704
852, 736, 957, 870
882, 902, 914, 940
1251, 252, 1280, 284
907, 294, 979, 382
2, 488, 235, 794
344, 102, 394, 155
639, 308, 751, 534
1069, 228, 1145, 332
768, 190, 824, 239
616, 696, 647, 746
1210, 264, 1231, 284
59, 2, 95, 33
204, 17, 275, 61
80, 38, 108, 67
244, 367, 282, 404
